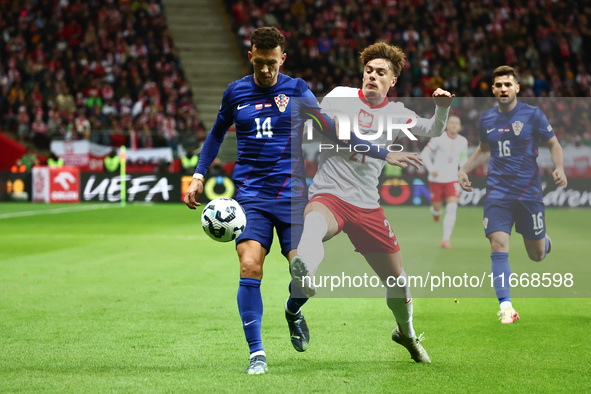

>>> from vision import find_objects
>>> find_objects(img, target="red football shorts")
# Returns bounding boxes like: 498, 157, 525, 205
429, 181, 461, 203
308, 193, 400, 254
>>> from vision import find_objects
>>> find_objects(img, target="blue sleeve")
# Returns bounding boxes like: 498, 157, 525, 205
195, 85, 235, 175
478, 115, 488, 144
295, 82, 388, 160
534, 107, 555, 142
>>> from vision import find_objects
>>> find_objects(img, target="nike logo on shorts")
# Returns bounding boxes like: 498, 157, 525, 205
237, 104, 250, 110
535, 229, 544, 235
487, 128, 495, 134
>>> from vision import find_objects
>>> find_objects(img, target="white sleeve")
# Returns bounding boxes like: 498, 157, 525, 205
420, 138, 438, 173
410, 106, 450, 138
459, 137, 468, 168
319, 87, 342, 115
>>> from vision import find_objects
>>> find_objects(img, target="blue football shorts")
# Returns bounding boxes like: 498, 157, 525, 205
483, 198, 546, 240
236, 197, 307, 256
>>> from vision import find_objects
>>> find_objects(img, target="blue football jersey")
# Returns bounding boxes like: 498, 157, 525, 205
196, 73, 314, 200
479, 101, 555, 201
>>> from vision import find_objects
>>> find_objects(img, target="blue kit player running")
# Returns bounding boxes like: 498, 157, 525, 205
184, 27, 392, 374
458, 65, 568, 324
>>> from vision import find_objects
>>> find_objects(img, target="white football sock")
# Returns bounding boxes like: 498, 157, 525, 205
500, 300, 513, 310
297, 210, 328, 276
442, 203, 457, 241
384, 270, 415, 338
430, 205, 442, 217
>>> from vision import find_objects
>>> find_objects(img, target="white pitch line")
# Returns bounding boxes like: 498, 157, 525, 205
0, 204, 120, 219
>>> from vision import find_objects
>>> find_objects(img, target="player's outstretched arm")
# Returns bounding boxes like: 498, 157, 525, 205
458, 142, 490, 192
386, 152, 423, 169
184, 178, 204, 209
411, 88, 455, 138
546, 136, 568, 188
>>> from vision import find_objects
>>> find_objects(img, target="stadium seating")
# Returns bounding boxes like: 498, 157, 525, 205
0, 0, 205, 152
222, 0, 591, 147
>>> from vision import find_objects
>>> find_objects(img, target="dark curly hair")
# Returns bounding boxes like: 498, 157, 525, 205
251, 26, 285, 51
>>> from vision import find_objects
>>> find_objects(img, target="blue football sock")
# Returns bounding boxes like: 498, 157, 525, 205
237, 277, 264, 354
491, 252, 511, 304
286, 281, 308, 314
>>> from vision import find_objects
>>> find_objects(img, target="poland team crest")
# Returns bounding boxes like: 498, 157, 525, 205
512, 120, 524, 136
274, 94, 289, 112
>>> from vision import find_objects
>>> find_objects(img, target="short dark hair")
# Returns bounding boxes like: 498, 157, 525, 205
359, 42, 406, 77
492, 65, 519, 83
251, 27, 285, 51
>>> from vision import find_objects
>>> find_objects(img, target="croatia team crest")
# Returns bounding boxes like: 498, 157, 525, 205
274, 94, 289, 112
512, 120, 524, 136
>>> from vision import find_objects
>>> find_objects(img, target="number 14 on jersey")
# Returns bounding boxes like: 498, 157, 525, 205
254, 117, 273, 138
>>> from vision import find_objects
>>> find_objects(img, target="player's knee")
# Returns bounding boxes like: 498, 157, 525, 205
489, 239, 507, 252
527, 249, 545, 262
240, 258, 263, 278
488, 232, 510, 252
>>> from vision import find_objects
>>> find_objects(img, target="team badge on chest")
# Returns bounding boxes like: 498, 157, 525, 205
358, 109, 374, 128
512, 120, 524, 136
274, 94, 289, 112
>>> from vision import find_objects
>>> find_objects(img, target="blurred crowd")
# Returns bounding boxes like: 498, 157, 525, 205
2, 0, 591, 155
225, 0, 591, 146
0, 0, 206, 152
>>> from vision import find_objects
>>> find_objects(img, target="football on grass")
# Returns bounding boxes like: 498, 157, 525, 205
201, 198, 247, 242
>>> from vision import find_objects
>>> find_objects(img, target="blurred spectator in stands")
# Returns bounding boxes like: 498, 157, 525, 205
180, 146, 199, 175
47, 111, 65, 140
533, 70, 550, 97
576, 63, 591, 96
47, 152, 64, 167
102, 98, 118, 118
128, 125, 139, 150
17, 106, 30, 143
29, 83, 43, 108
152, 129, 168, 148
161, 114, 177, 149
104, 150, 120, 173
31, 111, 49, 149
56, 85, 76, 114
109, 122, 127, 147
21, 148, 39, 172
11, 159, 27, 173
85, 81, 103, 113
139, 124, 154, 148
74, 111, 91, 140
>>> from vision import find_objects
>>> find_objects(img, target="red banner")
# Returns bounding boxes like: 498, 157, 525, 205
32, 166, 80, 203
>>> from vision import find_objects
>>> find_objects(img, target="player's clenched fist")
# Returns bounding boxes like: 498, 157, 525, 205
432, 88, 455, 108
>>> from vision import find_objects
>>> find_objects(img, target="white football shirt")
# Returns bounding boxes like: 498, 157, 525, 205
309, 87, 450, 208
420, 132, 468, 183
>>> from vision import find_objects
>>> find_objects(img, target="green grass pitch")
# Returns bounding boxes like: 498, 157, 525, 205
1, 202, 590, 392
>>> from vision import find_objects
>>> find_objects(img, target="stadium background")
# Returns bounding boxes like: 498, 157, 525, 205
1, 0, 591, 203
